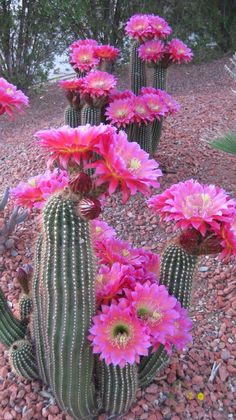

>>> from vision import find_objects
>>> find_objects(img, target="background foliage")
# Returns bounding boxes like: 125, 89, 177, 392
1, 0, 236, 88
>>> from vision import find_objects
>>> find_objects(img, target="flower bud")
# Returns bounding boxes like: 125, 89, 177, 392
69, 173, 92, 195
78, 197, 101, 220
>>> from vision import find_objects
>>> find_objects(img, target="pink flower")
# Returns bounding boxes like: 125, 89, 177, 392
91, 219, 117, 242
128, 283, 179, 343
91, 130, 162, 202
141, 88, 180, 116
70, 46, 99, 72
58, 79, 84, 91
132, 96, 153, 124
167, 39, 193, 64
0, 77, 29, 117
148, 15, 172, 38
69, 39, 98, 51
220, 217, 236, 260
105, 98, 134, 127
125, 14, 152, 41
155, 90, 180, 115
138, 40, 166, 63
148, 180, 236, 236
141, 94, 168, 119
35, 124, 116, 169
94, 45, 120, 61
81, 70, 117, 98
10, 169, 68, 209
109, 89, 135, 102
135, 248, 160, 275
88, 301, 151, 367
94, 237, 142, 267
96, 263, 132, 305
160, 302, 192, 355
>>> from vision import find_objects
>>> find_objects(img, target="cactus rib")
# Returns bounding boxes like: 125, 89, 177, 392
9, 339, 38, 380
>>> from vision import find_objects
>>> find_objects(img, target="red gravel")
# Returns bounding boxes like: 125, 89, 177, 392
0, 56, 236, 419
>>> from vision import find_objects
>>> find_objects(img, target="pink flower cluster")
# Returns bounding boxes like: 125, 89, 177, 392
148, 179, 236, 260
35, 124, 162, 203
88, 219, 192, 367
59, 71, 117, 101
138, 38, 193, 64
69, 39, 120, 73
106, 88, 180, 127
125, 14, 172, 41
0, 77, 29, 117
10, 169, 68, 209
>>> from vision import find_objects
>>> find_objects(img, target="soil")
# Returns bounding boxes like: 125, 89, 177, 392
0, 56, 235, 420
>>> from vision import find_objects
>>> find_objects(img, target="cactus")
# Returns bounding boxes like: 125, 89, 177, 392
19, 294, 33, 322
32, 194, 97, 419
81, 105, 101, 125
138, 243, 198, 387
65, 105, 81, 127
130, 42, 146, 95
129, 122, 152, 154
9, 339, 38, 380
0, 188, 28, 254
0, 288, 27, 348
151, 66, 168, 154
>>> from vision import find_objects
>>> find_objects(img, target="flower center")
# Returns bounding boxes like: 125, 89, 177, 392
96, 274, 103, 283
127, 158, 141, 172
79, 54, 91, 63
112, 323, 131, 348
116, 108, 129, 118
122, 249, 130, 257
135, 106, 146, 114
91, 80, 106, 88
185, 193, 212, 216
6, 88, 14, 96
95, 226, 102, 233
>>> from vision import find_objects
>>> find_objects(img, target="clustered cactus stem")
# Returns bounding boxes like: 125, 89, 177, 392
130, 41, 147, 95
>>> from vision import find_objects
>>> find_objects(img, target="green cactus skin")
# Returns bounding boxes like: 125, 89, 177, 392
99, 361, 138, 417
64, 105, 81, 128
81, 105, 101, 125
9, 339, 38, 380
138, 243, 197, 387
0, 288, 27, 348
151, 66, 167, 153
153, 66, 167, 91
128, 122, 152, 154
130, 42, 146, 95
32, 195, 98, 419
19, 294, 33, 321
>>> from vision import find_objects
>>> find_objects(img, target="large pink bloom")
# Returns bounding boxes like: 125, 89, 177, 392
167, 39, 193, 64
155, 90, 180, 115
148, 15, 172, 38
156, 302, 192, 355
35, 124, 116, 169
105, 98, 134, 127
94, 237, 143, 267
125, 14, 152, 41
148, 179, 236, 236
94, 45, 120, 61
127, 283, 179, 343
58, 78, 84, 91
96, 263, 132, 305
81, 70, 117, 98
88, 301, 151, 367
70, 46, 99, 72
91, 219, 116, 242
10, 169, 68, 209
132, 96, 153, 124
141, 88, 180, 116
109, 89, 135, 103
138, 40, 166, 63
69, 39, 98, 52
91, 130, 162, 202
141, 94, 168, 119
0, 77, 29, 117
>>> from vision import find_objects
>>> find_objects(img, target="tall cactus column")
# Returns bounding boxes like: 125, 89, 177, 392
32, 193, 98, 419
151, 65, 168, 154
138, 243, 197, 387
130, 42, 147, 95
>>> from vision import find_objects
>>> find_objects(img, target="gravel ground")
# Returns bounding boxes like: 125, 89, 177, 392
0, 56, 236, 420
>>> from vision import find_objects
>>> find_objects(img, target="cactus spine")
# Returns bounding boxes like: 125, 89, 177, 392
151, 66, 168, 154
138, 243, 197, 387
99, 362, 138, 417
0, 288, 26, 348
19, 294, 33, 321
32, 195, 98, 419
81, 105, 101, 125
65, 105, 81, 127
9, 339, 38, 380
130, 42, 146, 95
